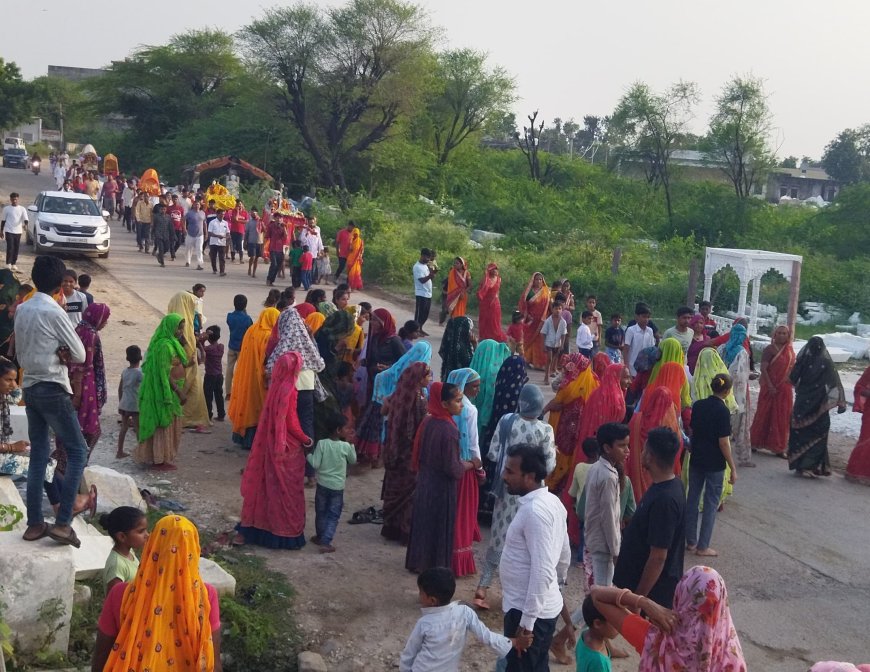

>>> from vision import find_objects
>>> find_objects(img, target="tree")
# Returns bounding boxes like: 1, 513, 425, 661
610, 80, 699, 225
87, 29, 243, 147
821, 126, 870, 184
515, 110, 546, 181
780, 155, 798, 169
0, 59, 32, 131
241, 0, 435, 201
705, 75, 775, 199
29, 76, 90, 141
426, 49, 514, 164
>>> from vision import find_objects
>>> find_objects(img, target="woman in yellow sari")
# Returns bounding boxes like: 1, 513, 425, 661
518, 272, 551, 369
305, 311, 326, 335
346, 227, 364, 290
92, 514, 220, 672
228, 307, 280, 448
446, 257, 471, 319
167, 291, 210, 431
342, 305, 364, 364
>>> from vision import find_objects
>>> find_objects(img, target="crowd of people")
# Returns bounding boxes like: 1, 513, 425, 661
3, 194, 870, 669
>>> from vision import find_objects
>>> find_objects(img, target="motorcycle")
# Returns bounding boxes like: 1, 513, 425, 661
31, 160, 40, 175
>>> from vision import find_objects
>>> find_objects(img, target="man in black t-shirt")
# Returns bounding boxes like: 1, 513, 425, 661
613, 427, 685, 608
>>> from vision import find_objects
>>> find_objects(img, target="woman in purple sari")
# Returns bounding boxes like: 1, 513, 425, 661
70, 303, 111, 453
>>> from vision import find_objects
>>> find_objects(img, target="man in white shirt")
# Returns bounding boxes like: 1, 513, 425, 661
53, 162, 66, 189
207, 209, 229, 276
1, 192, 28, 270
413, 248, 438, 336
499, 442, 572, 670
16, 256, 88, 547
121, 179, 136, 232
623, 303, 657, 377
662, 306, 694, 354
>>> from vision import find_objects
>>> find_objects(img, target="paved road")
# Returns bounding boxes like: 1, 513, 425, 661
3, 166, 869, 668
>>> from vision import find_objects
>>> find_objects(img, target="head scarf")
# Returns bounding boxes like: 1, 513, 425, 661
138, 313, 188, 442
370, 308, 397, 351
592, 352, 610, 380
646, 361, 688, 410
383, 362, 430, 468
469, 339, 511, 433
790, 336, 843, 421
372, 341, 432, 405
693, 348, 738, 412
549, 353, 598, 456
649, 338, 686, 385
305, 312, 325, 335
267, 306, 325, 374
576, 363, 628, 451
104, 515, 213, 672
411, 382, 458, 470
689, 313, 705, 329
318, 301, 337, 317
166, 292, 197, 361
478, 263, 501, 294
482, 355, 529, 448
74, 302, 111, 409
315, 310, 356, 385
517, 382, 544, 418
633, 346, 660, 374
640, 566, 746, 672
721, 324, 747, 366
166, 291, 209, 427
447, 368, 481, 460
439, 316, 475, 381
295, 302, 316, 320
228, 307, 281, 434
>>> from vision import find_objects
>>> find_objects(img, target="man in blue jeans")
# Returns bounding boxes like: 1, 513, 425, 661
17, 255, 88, 548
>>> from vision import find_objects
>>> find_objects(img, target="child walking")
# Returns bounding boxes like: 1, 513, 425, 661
317, 246, 333, 285
307, 412, 357, 553
576, 310, 595, 359
541, 300, 568, 384
399, 567, 529, 672
200, 325, 225, 422
100, 506, 149, 591
225, 294, 252, 401
117, 345, 143, 458
506, 310, 524, 356
300, 244, 314, 290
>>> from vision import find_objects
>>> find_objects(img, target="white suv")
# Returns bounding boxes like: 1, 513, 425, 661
27, 191, 111, 258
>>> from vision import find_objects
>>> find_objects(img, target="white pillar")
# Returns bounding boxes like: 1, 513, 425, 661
737, 280, 749, 319
749, 276, 761, 336
703, 275, 713, 302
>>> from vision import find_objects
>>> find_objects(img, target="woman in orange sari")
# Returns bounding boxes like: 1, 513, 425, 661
750, 325, 795, 457
446, 257, 471, 319
476, 263, 506, 342
518, 272, 550, 369
847, 365, 870, 485
644, 361, 689, 413
345, 226, 364, 290
627, 386, 683, 501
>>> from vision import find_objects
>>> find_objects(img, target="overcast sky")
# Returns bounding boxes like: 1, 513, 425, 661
9, 0, 870, 158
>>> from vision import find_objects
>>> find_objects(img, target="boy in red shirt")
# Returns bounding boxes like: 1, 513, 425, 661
300, 245, 314, 290
166, 195, 185, 261
229, 201, 248, 264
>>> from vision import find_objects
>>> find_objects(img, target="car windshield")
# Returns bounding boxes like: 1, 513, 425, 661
42, 196, 101, 216
5, 149, 25, 156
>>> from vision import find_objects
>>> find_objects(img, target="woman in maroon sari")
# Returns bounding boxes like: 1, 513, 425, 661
847, 365, 870, 485
380, 362, 431, 543
518, 272, 550, 369
236, 352, 313, 549
476, 263, 506, 342
750, 325, 795, 457
70, 303, 111, 453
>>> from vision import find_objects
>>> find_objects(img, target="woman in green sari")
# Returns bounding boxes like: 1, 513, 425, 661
468, 339, 511, 434
135, 314, 188, 471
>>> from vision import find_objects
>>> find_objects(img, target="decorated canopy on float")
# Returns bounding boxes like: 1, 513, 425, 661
139, 168, 161, 196
204, 182, 236, 210
189, 155, 273, 183
80, 144, 99, 171
103, 154, 119, 176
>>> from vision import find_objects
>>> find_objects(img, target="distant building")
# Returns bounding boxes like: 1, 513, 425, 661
763, 160, 839, 203
47, 65, 107, 82
617, 149, 735, 186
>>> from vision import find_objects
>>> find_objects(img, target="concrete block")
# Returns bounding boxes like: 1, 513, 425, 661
71, 517, 104, 537
298, 651, 328, 672
81, 465, 146, 513
70, 533, 114, 580
8, 405, 29, 442
73, 583, 92, 606
0, 535, 74, 655
0, 476, 26, 531
198, 558, 236, 597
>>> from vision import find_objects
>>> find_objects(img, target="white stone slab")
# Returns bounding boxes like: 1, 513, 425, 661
0, 535, 74, 654
70, 533, 114, 580
198, 557, 236, 596
81, 465, 146, 513
0, 475, 26, 531
8, 405, 29, 442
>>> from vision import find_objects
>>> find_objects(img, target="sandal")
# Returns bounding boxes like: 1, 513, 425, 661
797, 470, 816, 479
47, 525, 81, 549
370, 508, 384, 525
349, 508, 374, 525
472, 589, 490, 610
22, 522, 50, 542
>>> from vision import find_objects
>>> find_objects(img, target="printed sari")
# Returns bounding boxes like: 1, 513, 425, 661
750, 338, 795, 455
518, 272, 550, 369
345, 227, 364, 290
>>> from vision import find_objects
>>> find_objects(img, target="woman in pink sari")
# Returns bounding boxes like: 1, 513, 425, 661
750, 325, 795, 457
476, 263, 506, 342
847, 365, 870, 485
235, 351, 313, 549
518, 272, 550, 369
70, 303, 111, 452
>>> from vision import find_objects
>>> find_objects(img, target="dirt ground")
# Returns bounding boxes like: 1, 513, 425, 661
8, 248, 866, 671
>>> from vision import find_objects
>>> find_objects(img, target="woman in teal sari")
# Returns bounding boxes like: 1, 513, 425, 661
468, 339, 510, 434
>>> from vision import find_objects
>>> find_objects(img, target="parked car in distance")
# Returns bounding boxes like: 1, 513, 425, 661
2, 148, 29, 169
27, 191, 111, 258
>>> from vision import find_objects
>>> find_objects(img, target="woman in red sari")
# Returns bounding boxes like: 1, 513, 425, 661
592, 352, 610, 381
476, 263, 506, 342
345, 226, 364, 290
627, 386, 683, 501
445, 257, 471, 319
236, 351, 313, 549
518, 272, 551, 369
750, 325, 795, 457
846, 365, 870, 485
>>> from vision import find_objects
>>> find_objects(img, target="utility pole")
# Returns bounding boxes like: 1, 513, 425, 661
59, 102, 64, 150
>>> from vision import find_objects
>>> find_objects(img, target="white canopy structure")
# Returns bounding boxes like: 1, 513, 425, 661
703, 247, 803, 335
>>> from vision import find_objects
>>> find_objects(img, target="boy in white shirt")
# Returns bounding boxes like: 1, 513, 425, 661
622, 303, 656, 376
400, 567, 528, 672
540, 300, 567, 385
1, 192, 28, 269
207, 209, 229, 276
575, 310, 595, 359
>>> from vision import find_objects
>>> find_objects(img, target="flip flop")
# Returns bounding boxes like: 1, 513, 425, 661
87, 485, 98, 519
47, 525, 81, 549
22, 522, 50, 542
349, 509, 374, 525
